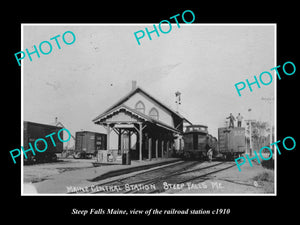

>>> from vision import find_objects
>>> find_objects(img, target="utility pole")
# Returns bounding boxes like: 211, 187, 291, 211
249, 120, 252, 156
54, 117, 76, 156
261, 97, 274, 147
245, 117, 255, 156
54, 117, 76, 141
245, 108, 253, 155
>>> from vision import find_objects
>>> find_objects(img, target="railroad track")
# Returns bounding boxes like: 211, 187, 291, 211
71, 160, 200, 194
128, 161, 236, 194
72, 161, 235, 194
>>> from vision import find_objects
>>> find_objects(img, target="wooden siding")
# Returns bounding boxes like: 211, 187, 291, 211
123, 92, 174, 127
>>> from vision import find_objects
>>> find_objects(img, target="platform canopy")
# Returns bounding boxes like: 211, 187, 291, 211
93, 104, 181, 134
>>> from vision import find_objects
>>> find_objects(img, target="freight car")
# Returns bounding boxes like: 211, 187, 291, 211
182, 125, 217, 160
74, 131, 106, 159
23, 121, 63, 163
218, 127, 246, 160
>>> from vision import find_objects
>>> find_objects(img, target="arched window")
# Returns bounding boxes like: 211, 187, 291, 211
135, 101, 145, 114
149, 107, 159, 120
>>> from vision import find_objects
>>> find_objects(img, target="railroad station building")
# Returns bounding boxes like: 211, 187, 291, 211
92, 81, 191, 162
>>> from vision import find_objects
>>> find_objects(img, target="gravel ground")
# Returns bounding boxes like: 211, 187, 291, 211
22, 157, 275, 195
23, 158, 95, 183
22, 157, 180, 194
164, 161, 275, 194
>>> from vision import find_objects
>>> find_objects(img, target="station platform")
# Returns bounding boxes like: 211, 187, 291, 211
25, 157, 182, 194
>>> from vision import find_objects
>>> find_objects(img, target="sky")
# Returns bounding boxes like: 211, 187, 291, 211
22, 24, 275, 146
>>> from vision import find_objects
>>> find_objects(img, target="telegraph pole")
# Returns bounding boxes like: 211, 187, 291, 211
245, 109, 255, 156
261, 97, 274, 154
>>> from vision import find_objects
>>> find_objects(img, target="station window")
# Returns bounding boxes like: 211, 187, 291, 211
149, 107, 159, 120
135, 101, 145, 114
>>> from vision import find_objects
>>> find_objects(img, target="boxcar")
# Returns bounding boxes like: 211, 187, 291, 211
218, 127, 246, 159
23, 121, 63, 163
183, 125, 209, 159
74, 131, 106, 159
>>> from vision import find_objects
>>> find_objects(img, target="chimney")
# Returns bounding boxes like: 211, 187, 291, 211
55, 117, 58, 125
132, 80, 137, 91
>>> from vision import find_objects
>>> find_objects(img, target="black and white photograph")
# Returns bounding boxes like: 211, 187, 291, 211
4, 5, 298, 221
21, 24, 276, 195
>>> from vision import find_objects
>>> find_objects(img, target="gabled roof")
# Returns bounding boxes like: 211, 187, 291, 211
93, 104, 182, 134
93, 86, 192, 124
